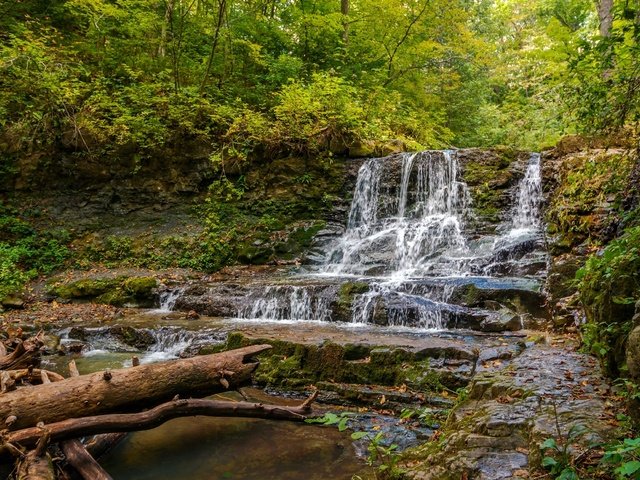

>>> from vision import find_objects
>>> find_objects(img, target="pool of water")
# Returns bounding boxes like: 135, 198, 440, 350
100, 414, 365, 480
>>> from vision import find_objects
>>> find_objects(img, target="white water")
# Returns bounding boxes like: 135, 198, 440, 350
324, 151, 470, 278
240, 286, 332, 322
154, 287, 185, 312
239, 150, 544, 329
511, 153, 542, 232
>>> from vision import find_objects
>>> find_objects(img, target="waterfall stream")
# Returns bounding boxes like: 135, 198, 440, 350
323, 150, 470, 277
239, 150, 545, 330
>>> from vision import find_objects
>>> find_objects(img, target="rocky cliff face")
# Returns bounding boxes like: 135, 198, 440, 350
541, 136, 640, 385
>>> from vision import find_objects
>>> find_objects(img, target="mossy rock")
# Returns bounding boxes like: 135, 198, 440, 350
49, 278, 121, 299
108, 326, 156, 349
221, 332, 455, 392
335, 281, 370, 320
49, 275, 158, 307
236, 244, 274, 264
123, 277, 157, 295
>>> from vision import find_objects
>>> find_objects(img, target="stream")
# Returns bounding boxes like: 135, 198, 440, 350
45, 150, 547, 479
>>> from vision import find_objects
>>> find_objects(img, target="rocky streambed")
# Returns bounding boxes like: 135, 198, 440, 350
2, 146, 632, 479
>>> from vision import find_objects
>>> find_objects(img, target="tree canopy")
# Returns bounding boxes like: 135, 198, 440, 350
0, 0, 638, 164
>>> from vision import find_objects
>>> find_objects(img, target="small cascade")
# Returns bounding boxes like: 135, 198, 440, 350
483, 153, 545, 277
511, 153, 542, 232
58, 325, 225, 364
141, 327, 222, 363
156, 287, 185, 312
324, 151, 470, 277
239, 286, 332, 322
350, 281, 455, 330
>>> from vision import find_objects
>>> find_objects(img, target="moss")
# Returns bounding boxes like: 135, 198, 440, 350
222, 332, 452, 392
461, 150, 518, 225
48, 275, 157, 307
546, 152, 634, 248
336, 281, 370, 319
578, 224, 640, 376
123, 276, 157, 295
49, 278, 121, 299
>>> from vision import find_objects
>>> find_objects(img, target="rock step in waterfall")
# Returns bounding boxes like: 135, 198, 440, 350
155, 149, 548, 334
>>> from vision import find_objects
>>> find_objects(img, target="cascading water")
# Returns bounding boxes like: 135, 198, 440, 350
240, 286, 332, 322
239, 149, 545, 330
511, 153, 542, 232
324, 151, 470, 277
156, 287, 185, 312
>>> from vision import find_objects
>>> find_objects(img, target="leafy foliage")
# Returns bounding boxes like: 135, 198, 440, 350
577, 224, 640, 375
0, 204, 70, 302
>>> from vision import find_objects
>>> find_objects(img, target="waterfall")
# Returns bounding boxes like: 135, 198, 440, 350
239, 286, 332, 322
237, 149, 545, 330
511, 153, 542, 231
156, 287, 185, 312
324, 151, 470, 277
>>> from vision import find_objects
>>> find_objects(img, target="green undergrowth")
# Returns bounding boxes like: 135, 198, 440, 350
578, 222, 640, 377
73, 164, 336, 271
0, 203, 70, 302
547, 152, 635, 250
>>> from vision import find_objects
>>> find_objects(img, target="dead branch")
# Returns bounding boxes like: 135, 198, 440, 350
8, 395, 316, 448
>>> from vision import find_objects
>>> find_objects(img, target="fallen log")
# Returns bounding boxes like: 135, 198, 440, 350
83, 433, 128, 460
8, 394, 317, 448
0, 344, 271, 430
1, 369, 64, 394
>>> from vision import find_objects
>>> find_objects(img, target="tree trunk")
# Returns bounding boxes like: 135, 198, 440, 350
8, 395, 316, 448
598, 0, 613, 37
0, 345, 270, 430
341, 0, 350, 46
158, 0, 177, 57
199, 0, 228, 95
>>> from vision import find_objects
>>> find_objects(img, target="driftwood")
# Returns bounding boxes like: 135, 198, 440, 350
8, 394, 317, 448
0, 344, 271, 430
16, 431, 55, 480
1, 369, 64, 395
42, 362, 114, 480
83, 433, 128, 460
60, 440, 112, 480
0, 333, 44, 371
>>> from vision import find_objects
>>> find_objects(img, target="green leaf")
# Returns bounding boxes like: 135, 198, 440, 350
541, 438, 558, 450
616, 460, 640, 477
542, 456, 558, 468
338, 416, 349, 432
558, 468, 579, 480
351, 431, 368, 440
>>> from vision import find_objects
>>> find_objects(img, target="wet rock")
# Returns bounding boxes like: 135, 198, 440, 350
480, 309, 522, 332
62, 341, 87, 354
41, 334, 61, 355
108, 326, 155, 349
404, 340, 619, 480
